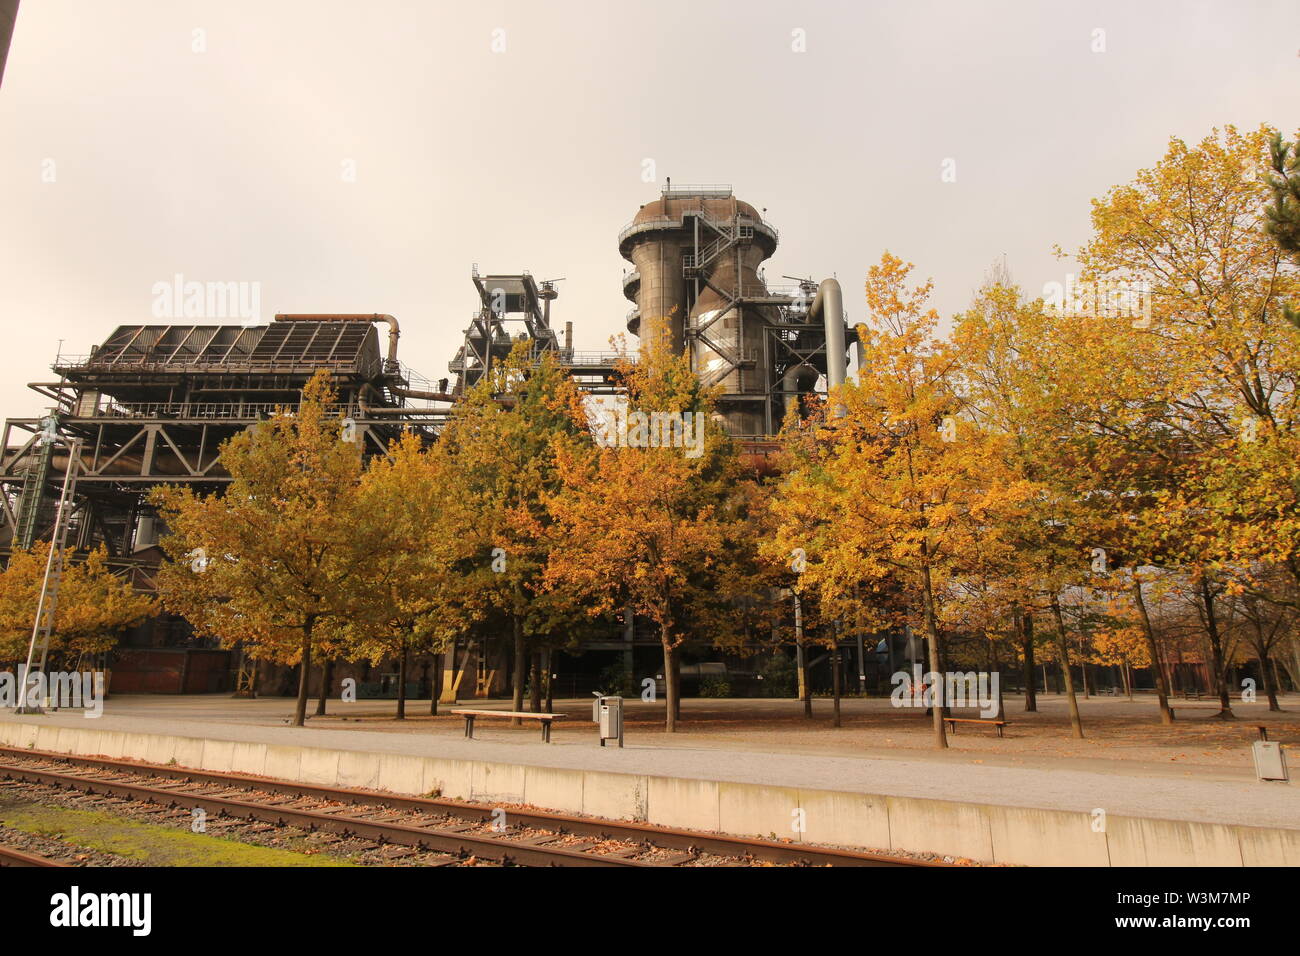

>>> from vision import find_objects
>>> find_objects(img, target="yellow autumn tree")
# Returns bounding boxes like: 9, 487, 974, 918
435, 344, 594, 720
344, 430, 474, 718
0, 543, 155, 665
773, 253, 1035, 748
151, 371, 382, 727
1072, 124, 1300, 718
1090, 602, 1151, 700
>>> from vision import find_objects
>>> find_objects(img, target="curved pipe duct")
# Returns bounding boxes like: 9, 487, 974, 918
808, 278, 847, 390
782, 364, 819, 418
274, 313, 400, 370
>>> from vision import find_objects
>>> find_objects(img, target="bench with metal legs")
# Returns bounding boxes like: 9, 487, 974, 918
450, 709, 566, 743
943, 717, 1008, 738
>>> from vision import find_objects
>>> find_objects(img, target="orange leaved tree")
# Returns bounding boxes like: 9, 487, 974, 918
544, 340, 744, 732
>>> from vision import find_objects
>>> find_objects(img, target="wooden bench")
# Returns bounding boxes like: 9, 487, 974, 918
943, 717, 1008, 738
450, 709, 567, 743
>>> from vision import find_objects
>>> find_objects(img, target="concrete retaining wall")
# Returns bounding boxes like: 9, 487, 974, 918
2, 720, 1293, 866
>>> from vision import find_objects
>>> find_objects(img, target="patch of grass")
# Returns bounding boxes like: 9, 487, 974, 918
0, 803, 354, 867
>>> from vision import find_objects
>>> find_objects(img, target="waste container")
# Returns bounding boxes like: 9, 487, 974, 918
1253, 727, 1288, 781
597, 695, 623, 748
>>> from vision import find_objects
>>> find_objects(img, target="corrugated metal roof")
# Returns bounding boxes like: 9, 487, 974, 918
77, 323, 383, 376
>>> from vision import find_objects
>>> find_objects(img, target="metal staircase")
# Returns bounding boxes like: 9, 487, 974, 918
682, 214, 748, 276
13, 437, 52, 550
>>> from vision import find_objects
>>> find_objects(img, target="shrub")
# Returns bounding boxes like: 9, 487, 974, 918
597, 660, 639, 699
699, 676, 732, 698
757, 651, 797, 697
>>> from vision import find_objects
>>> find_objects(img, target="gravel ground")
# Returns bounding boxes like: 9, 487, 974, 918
0, 817, 143, 866
0, 778, 438, 866
0, 772, 932, 867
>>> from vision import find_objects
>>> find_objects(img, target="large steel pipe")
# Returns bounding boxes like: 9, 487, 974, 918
782, 364, 819, 418
809, 278, 847, 390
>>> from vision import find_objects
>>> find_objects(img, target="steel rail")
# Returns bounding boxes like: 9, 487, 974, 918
0, 759, 651, 867
0, 844, 70, 867
0, 746, 928, 867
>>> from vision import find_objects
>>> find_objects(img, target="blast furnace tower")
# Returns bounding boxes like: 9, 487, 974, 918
618, 185, 848, 436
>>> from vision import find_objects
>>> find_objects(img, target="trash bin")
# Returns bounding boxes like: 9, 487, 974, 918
1253, 727, 1288, 781
597, 695, 623, 748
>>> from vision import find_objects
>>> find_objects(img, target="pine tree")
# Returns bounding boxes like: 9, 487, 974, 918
1265, 130, 1300, 328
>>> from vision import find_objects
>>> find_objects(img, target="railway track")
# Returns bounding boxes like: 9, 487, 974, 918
0, 843, 69, 867
0, 746, 930, 867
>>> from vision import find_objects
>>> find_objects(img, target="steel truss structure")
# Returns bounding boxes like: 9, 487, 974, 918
0, 317, 445, 558
447, 268, 626, 397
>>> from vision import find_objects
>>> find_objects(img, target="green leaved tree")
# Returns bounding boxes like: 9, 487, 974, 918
151, 371, 383, 727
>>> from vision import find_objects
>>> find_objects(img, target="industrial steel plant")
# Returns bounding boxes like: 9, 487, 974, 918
0, 0, 1290, 927
0, 186, 852, 695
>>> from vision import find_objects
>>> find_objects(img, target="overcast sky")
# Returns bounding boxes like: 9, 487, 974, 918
0, 0, 1296, 416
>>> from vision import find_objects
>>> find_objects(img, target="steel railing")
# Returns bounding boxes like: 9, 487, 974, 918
53, 355, 372, 373
75, 401, 356, 420
618, 213, 779, 248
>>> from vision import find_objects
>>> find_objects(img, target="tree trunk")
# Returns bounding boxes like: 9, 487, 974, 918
293, 628, 313, 727
314, 657, 331, 717
795, 593, 812, 718
920, 565, 948, 749
1199, 576, 1235, 718
831, 634, 842, 728
543, 648, 554, 713
1019, 607, 1037, 712
430, 652, 442, 716
991, 637, 1006, 721
396, 641, 408, 720
1081, 655, 1091, 699
1130, 578, 1174, 724
511, 616, 525, 726
672, 650, 682, 721
529, 652, 542, 713
1260, 650, 1280, 712
1050, 597, 1084, 739
663, 641, 678, 733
